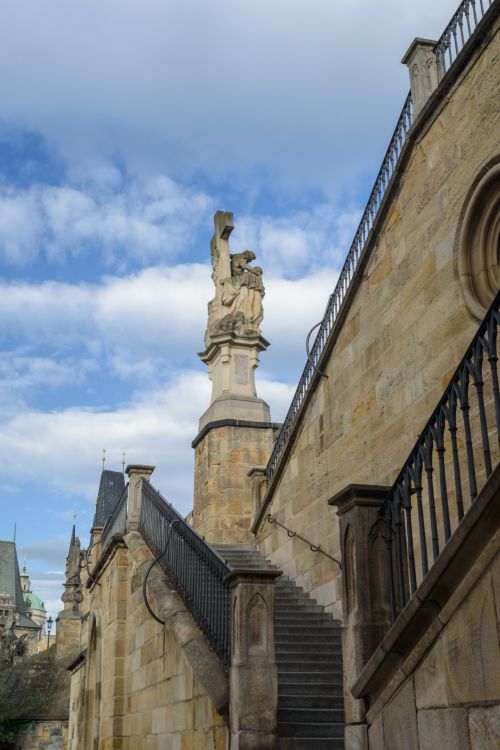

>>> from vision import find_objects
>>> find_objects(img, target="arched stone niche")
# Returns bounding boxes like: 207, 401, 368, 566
458, 163, 500, 319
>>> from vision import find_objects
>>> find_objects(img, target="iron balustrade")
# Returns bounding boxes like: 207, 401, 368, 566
436, 0, 495, 78
139, 481, 232, 667
265, 0, 498, 487
265, 94, 413, 483
267, 514, 341, 568
382, 292, 499, 623
100, 485, 128, 549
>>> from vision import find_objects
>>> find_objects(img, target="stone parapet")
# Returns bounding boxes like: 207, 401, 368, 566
125, 464, 155, 532
329, 484, 392, 750
227, 568, 280, 750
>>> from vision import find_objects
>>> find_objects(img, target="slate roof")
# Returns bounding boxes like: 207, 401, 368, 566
92, 470, 126, 528
0, 541, 40, 629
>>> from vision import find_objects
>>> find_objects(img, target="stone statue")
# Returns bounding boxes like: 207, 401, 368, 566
205, 213, 265, 347
66, 535, 82, 584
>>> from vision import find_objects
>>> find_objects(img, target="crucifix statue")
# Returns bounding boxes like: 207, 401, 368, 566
205, 211, 265, 348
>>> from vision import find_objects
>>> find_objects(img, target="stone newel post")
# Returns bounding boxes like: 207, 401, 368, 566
402, 38, 440, 117
329, 484, 392, 750
126, 464, 155, 532
227, 568, 280, 750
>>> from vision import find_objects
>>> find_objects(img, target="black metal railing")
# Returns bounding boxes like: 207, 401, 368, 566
100, 485, 128, 549
265, 93, 413, 482
382, 292, 499, 623
267, 514, 341, 567
436, 0, 495, 78
265, 0, 498, 486
140, 481, 232, 666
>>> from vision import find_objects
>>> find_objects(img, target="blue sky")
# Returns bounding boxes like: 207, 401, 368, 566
0, 0, 459, 622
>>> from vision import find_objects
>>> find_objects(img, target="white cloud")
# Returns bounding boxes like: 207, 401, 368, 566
0, 177, 213, 266
0, 372, 209, 515
0, 1, 461, 191
0, 256, 339, 395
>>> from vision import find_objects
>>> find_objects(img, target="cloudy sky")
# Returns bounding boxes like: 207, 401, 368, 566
0, 0, 459, 622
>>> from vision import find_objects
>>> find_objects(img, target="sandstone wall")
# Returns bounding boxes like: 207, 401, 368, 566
194, 423, 273, 544
255, 14, 500, 618
366, 530, 500, 749
68, 540, 228, 750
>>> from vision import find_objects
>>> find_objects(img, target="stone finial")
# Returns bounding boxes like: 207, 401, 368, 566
125, 464, 155, 531
402, 38, 440, 118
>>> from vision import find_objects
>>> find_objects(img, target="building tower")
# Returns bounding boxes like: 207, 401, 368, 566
192, 211, 275, 543
20, 558, 46, 634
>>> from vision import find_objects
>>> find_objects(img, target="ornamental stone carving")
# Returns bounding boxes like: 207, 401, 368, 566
205, 213, 265, 347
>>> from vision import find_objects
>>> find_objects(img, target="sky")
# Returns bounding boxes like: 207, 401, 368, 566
0, 0, 460, 624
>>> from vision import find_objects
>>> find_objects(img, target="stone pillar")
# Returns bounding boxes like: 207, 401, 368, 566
228, 568, 280, 750
192, 210, 275, 544
328, 484, 392, 750
402, 38, 440, 118
125, 464, 155, 532
57, 526, 84, 659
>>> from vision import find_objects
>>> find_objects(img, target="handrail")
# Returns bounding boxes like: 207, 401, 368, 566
139, 481, 232, 666
381, 292, 499, 622
267, 514, 341, 568
265, 91, 413, 483
265, 0, 498, 488
436, 0, 494, 79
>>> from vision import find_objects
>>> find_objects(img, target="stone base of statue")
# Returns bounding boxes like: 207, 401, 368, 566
198, 331, 271, 427
191, 212, 276, 544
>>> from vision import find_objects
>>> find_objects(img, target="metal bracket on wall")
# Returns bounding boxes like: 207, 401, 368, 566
267, 514, 341, 568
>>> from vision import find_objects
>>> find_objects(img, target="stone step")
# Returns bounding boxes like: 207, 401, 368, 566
276, 641, 342, 661
279, 737, 344, 749
275, 614, 337, 624
279, 722, 344, 739
214, 542, 346, 747
275, 625, 341, 637
276, 654, 342, 672
275, 603, 324, 612
279, 682, 344, 697
279, 695, 344, 711
279, 708, 344, 724
276, 636, 341, 646
278, 672, 343, 686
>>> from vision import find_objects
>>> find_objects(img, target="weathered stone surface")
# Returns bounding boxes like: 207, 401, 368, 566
469, 705, 500, 750
382, 680, 419, 750
229, 571, 278, 748
415, 565, 500, 709
344, 723, 368, 750
417, 708, 470, 750
368, 714, 385, 750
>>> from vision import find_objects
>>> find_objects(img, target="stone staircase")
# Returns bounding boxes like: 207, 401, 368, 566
215, 544, 345, 749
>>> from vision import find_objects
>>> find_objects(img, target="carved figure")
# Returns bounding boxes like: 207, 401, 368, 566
66, 536, 82, 583
206, 247, 265, 343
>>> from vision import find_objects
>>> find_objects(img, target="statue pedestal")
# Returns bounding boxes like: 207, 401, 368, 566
198, 332, 270, 427
192, 210, 275, 544
193, 334, 274, 544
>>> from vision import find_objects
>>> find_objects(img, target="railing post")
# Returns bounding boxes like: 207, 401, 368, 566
329, 484, 392, 750
401, 38, 440, 117
125, 464, 155, 531
227, 568, 280, 750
